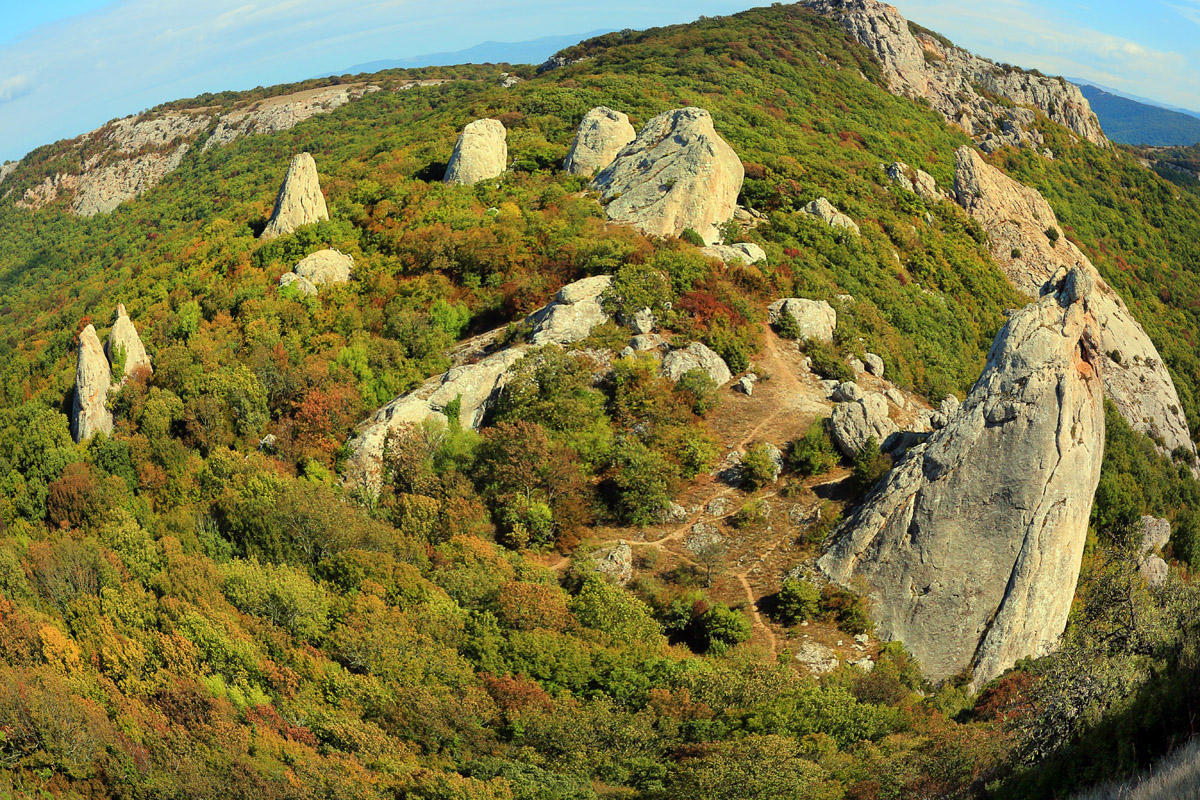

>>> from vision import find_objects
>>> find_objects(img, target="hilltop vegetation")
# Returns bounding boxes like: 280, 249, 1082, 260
1, 4, 1200, 799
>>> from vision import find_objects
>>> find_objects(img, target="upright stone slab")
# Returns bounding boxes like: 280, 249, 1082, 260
72, 325, 114, 442
260, 153, 329, 239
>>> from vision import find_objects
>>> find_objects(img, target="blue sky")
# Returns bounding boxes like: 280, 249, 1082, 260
1, 0, 1199, 163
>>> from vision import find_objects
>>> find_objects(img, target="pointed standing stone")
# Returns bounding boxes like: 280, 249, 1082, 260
72, 325, 113, 443
106, 303, 152, 381
260, 153, 329, 240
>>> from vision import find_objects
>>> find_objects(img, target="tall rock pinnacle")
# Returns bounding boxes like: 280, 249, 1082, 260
106, 303, 152, 381
819, 269, 1105, 689
260, 153, 329, 240
72, 325, 114, 443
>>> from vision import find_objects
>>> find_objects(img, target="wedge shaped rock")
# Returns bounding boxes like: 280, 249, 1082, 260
261, 153, 329, 239
564, 107, 636, 176
819, 270, 1105, 689
591, 107, 743, 245
954, 146, 1194, 463
106, 303, 152, 381
444, 119, 508, 185
73, 325, 114, 442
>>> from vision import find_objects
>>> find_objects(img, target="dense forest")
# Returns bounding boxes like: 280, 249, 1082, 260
2, 5, 1200, 799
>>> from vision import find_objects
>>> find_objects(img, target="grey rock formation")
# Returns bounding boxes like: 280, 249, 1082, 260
954, 146, 1194, 463
795, 641, 839, 674
802, 0, 1106, 149
591, 541, 634, 585
345, 275, 614, 492
735, 374, 756, 396
564, 107, 636, 176
1140, 556, 1169, 588
832, 381, 863, 403
279, 249, 354, 293
819, 270, 1105, 688
592, 107, 744, 245
885, 161, 939, 200
527, 275, 611, 345
205, 84, 379, 150
261, 153, 329, 240
830, 392, 897, 457
701, 242, 768, 265
1138, 516, 1171, 557
863, 352, 885, 377
621, 308, 655, 335
106, 304, 152, 381
802, 197, 860, 234
661, 342, 732, 386
768, 298, 836, 342
444, 119, 508, 186
72, 325, 114, 443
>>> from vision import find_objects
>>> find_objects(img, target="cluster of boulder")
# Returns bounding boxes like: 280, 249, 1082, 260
72, 305, 152, 443
279, 249, 354, 295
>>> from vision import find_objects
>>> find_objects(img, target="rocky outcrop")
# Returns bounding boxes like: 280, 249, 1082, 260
261, 154, 329, 240
819, 269, 1105, 688
15, 84, 380, 216
885, 161, 939, 200
564, 107, 636, 176
701, 242, 767, 265
527, 275, 611, 345
768, 298, 836, 342
954, 146, 1195, 463
802, 0, 1107, 149
72, 325, 114, 443
829, 392, 897, 456
106, 304, 152, 381
660, 342, 733, 386
802, 197, 860, 234
345, 275, 614, 492
444, 119, 508, 186
591, 107, 744, 245
279, 249, 354, 294
591, 541, 634, 584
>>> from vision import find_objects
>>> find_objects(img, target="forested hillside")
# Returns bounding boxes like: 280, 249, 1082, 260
2, 4, 1200, 799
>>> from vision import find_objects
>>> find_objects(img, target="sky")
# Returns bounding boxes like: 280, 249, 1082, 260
1, 0, 1199, 163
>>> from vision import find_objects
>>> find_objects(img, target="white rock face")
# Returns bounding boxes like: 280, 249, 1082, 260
802, 197, 860, 235
279, 249, 354, 294
106, 304, 152, 381
863, 352, 885, 377
591, 541, 634, 584
564, 107, 636, 176
72, 325, 114, 443
261, 153, 330, 240
819, 270, 1105, 689
954, 146, 1195, 464
345, 275, 614, 492
660, 342, 733, 386
802, 0, 1107, 149
444, 119, 508, 186
592, 107, 744, 245
701, 242, 768, 265
768, 298, 836, 342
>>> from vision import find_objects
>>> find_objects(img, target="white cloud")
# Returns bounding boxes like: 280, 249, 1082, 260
0, 73, 32, 103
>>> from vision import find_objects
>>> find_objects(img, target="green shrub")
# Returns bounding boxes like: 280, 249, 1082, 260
820, 585, 872, 635
775, 577, 820, 625
680, 228, 706, 247
697, 603, 752, 653
805, 340, 854, 383
740, 443, 780, 490
786, 419, 837, 477
850, 439, 891, 496
774, 311, 803, 340
676, 368, 720, 415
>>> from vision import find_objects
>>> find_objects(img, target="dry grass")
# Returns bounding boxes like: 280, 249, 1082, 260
1071, 738, 1200, 799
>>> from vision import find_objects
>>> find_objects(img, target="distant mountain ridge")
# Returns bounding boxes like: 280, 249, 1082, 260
1073, 81, 1200, 146
325, 31, 611, 76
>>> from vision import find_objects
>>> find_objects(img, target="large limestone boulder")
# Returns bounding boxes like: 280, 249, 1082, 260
830, 392, 898, 457
106, 304, 151, 381
279, 249, 354, 294
260, 153, 329, 239
954, 146, 1195, 464
591, 107, 744, 245
819, 269, 1105, 689
72, 325, 114, 443
527, 275, 611, 345
443, 119, 508, 186
886, 161, 939, 200
768, 298, 836, 342
661, 342, 732, 386
564, 107, 636, 176
802, 197, 860, 235
345, 275, 613, 492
